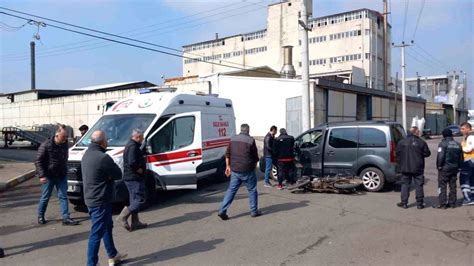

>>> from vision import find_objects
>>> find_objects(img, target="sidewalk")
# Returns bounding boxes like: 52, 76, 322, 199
0, 160, 36, 192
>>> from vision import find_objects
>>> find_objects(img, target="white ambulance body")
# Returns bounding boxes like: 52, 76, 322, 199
66, 90, 235, 205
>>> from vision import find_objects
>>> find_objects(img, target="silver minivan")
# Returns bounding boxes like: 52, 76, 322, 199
292, 121, 406, 192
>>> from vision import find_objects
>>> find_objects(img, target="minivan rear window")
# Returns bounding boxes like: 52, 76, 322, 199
359, 128, 387, 147
390, 125, 406, 144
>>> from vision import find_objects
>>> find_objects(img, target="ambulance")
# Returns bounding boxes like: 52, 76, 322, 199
66, 89, 236, 206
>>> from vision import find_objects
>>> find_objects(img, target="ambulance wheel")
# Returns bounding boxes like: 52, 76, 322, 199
271, 164, 279, 181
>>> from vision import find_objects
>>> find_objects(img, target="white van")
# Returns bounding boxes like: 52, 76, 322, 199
66, 90, 236, 206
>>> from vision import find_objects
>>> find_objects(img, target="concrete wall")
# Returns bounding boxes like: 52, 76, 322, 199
210, 75, 302, 137
0, 89, 140, 137
372, 96, 390, 120
327, 90, 357, 122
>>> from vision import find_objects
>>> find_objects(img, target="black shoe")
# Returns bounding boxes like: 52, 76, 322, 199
417, 205, 424, 210
217, 213, 229, 221
397, 202, 408, 209
432, 204, 447, 209
38, 216, 46, 225
62, 218, 80, 226
0, 247, 4, 258
447, 203, 456, 209
251, 211, 262, 218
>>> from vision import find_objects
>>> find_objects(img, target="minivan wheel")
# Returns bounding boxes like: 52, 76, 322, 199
360, 167, 385, 192
271, 164, 279, 181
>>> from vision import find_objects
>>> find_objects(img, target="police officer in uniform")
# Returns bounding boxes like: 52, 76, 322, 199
433, 128, 463, 209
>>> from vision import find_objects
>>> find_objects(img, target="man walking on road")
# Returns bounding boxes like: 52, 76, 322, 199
117, 129, 148, 231
460, 122, 474, 206
263, 125, 277, 187
217, 124, 260, 220
35, 125, 79, 226
433, 129, 463, 209
82, 130, 127, 266
396, 126, 431, 209
273, 128, 296, 190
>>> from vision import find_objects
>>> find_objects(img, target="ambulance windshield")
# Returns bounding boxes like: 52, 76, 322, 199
77, 114, 156, 147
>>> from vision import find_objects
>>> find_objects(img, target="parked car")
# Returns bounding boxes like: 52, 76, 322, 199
446, 125, 462, 137
262, 121, 406, 192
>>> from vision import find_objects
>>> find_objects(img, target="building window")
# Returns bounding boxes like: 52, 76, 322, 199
243, 30, 267, 41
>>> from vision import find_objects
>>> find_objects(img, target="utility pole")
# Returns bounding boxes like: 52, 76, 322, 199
30, 41, 36, 90
394, 72, 398, 122
299, 0, 311, 132
383, 0, 389, 91
392, 41, 413, 130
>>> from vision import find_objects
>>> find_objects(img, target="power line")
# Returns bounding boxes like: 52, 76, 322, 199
411, 0, 425, 40
402, 0, 409, 41
0, 11, 278, 76
409, 45, 446, 70
0, 20, 30, 32
413, 43, 453, 70
0, 5, 268, 67
405, 49, 444, 73
0, 1, 270, 59
0, 2, 270, 68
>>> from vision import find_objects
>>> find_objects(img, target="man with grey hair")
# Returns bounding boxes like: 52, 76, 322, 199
396, 126, 431, 209
82, 130, 127, 266
35, 124, 79, 226
117, 129, 148, 231
218, 124, 260, 220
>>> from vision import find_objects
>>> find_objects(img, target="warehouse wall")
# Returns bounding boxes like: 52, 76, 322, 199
0, 89, 140, 137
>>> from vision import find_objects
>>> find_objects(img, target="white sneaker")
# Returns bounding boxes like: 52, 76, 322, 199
108, 252, 127, 266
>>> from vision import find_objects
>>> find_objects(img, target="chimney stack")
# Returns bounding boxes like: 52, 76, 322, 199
280, 46, 296, 79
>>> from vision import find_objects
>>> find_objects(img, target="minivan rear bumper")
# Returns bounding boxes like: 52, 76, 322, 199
384, 165, 400, 183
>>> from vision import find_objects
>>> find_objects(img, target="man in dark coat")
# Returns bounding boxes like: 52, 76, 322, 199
116, 129, 148, 231
272, 128, 295, 190
433, 128, 463, 209
82, 130, 127, 266
396, 126, 431, 209
263, 125, 277, 187
35, 125, 79, 225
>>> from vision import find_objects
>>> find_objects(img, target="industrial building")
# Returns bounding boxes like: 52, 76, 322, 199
405, 72, 469, 133
0, 81, 156, 139
182, 0, 391, 91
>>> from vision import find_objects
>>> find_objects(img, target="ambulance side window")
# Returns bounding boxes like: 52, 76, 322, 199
149, 116, 195, 153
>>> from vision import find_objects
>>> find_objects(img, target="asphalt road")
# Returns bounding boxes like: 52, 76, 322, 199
1, 137, 473, 265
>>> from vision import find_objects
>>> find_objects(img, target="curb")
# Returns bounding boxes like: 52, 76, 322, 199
0, 169, 36, 192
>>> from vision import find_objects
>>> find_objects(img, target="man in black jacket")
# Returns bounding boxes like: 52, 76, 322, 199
396, 126, 431, 209
82, 130, 126, 266
117, 129, 148, 231
263, 125, 277, 187
273, 128, 295, 190
218, 124, 260, 220
35, 125, 79, 226
433, 128, 463, 209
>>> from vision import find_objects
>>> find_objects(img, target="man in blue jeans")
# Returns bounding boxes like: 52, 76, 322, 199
82, 130, 126, 266
35, 125, 79, 226
263, 126, 277, 187
218, 124, 261, 220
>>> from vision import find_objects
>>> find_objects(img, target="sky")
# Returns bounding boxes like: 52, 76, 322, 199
0, 0, 472, 106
